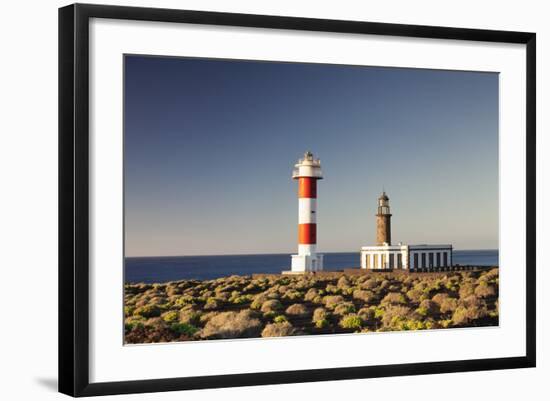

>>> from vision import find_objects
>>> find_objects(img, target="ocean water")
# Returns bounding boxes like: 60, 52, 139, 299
124, 249, 498, 283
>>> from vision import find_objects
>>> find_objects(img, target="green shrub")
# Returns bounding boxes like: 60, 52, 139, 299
439, 319, 452, 328
312, 295, 323, 304
201, 310, 262, 339
157, 302, 173, 311
373, 307, 385, 319
460, 294, 483, 308
418, 299, 440, 316
204, 297, 220, 310
459, 282, 476, 299
165, 285, 181, 297
312, 307, 329, 323
360, 278, 378, 290
250, 294, 268, 309
337, 276, 350, 289
285, 303, 309, 317
451, 306, 470, 325
334, 302, 356, 316
406, 288, 423, 303
144, 317, 167, 329
357, 307, 375, 322
263, 311, 278, 320
323, 295, 344, 309
325, 284, 340, 294
232, 294, 252, 305
149, 296, 168, 305
399, 319, 427, 331
445, 281, 458, 292
379, 279, 390, 290
170, 322, 198, 336
431, 292, 449, 305
273, 315, 288, 323
339, 315, 363, 330
243, 283, 258, 292
282, 290, 303, 301
133, 304, 161, 318
125, 316, 145, 331
381, 305, 412, 328
214, 291, 231, 302
260, 299, 283, 314
276, 277, 291, 286
315, 319, 329, 329
174, 295, 196, 307
439, 297, 458, 314
481, 268, 499, 282
381, 292, 407, 305
343, 287, 355, 296
304, 288, 319, 302
199, 311, 219, 324
452, 305, 488, 326
261, 322, 295, 337
179, 308, 201, 325
415, 306, 428, 317
353, 289, 376, 303
162, 310, 179, 323
474, 281, 496, 298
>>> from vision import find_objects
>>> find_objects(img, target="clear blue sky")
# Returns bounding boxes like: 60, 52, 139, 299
124, 55, 498, 257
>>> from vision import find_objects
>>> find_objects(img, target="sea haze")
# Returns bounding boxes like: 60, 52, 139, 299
124, 249, 499, 283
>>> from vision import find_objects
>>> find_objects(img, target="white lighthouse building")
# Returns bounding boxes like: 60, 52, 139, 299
286, 151, 324, 273
361, 192, 453, 272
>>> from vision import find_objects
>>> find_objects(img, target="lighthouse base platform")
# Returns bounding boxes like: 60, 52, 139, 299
281, 270, 313, 275
284, 253, 324, 274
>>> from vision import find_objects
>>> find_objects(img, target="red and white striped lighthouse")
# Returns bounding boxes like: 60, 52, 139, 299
290, 151, 324, 272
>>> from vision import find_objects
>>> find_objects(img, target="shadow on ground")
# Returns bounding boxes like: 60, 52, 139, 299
35, 377, 57, 392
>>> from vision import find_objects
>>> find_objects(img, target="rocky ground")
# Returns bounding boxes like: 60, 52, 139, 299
124, 268, 499, 344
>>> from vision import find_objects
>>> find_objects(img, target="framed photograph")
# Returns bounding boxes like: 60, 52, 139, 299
59, 3, 536, 397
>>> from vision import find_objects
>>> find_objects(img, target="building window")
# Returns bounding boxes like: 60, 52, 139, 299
389, 253, 395, 269
373, 254, 379, 269
436, 252, 441, 267
397, 253, 403, 268
421, 253, 426, 268
443, 252, 448, 267
429, 252, 434, 268
365, 254, 370, 269
381, 254, 386, 269
414, 253, 418, 269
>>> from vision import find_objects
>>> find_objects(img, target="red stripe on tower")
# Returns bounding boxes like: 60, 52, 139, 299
298, 177, 317, 198
298, 223, 316, 244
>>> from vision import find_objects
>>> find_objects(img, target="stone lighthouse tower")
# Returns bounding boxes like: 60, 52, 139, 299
288, 151, 324, 273
376, 191, 392, 245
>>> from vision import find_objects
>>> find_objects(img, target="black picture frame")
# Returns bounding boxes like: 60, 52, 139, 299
59, 3, 536, 397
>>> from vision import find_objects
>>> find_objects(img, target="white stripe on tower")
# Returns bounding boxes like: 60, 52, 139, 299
299, 244, 316, 255
298, 198, 317, 224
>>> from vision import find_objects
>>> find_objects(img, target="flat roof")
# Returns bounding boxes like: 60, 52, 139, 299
361, 244, 452, 251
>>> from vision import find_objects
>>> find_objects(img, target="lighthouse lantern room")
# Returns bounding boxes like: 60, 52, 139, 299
288, 151, 324, 273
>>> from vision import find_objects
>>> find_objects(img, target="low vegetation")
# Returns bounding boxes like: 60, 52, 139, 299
124, 268, 499, 344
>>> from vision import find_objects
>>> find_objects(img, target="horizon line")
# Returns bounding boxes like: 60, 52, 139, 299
125, 248, 499, 259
